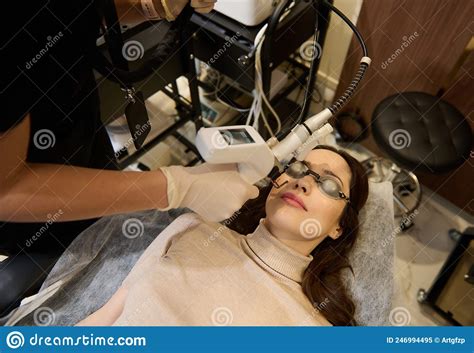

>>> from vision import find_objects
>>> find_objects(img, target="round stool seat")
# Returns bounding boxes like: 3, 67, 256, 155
372, 92, 472, 174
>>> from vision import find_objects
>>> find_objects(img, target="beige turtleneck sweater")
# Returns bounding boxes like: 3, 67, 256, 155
112, 213, 331, 326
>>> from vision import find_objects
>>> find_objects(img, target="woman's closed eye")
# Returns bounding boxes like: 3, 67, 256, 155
300, 161, 350, 202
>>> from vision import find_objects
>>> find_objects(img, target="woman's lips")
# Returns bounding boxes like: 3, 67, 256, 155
281, 192, 307, 211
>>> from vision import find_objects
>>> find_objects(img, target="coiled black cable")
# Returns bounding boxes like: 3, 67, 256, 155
329, 62, 369, 114
278, 0, 370, 138
322, 0, 370, 115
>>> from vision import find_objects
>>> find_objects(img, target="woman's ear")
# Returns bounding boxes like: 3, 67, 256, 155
328, 226, 343, 240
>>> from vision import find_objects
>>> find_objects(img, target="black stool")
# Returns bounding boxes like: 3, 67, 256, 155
363, 92, 472, 226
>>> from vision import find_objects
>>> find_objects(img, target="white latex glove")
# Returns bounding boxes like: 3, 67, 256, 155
160, 163, 259, 222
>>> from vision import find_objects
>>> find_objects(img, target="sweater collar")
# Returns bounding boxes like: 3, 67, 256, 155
244, 219, 313, 283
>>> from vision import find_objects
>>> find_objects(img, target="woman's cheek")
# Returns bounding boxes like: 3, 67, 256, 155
305, 200, 339, 236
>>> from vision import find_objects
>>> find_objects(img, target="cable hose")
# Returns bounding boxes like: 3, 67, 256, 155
329, 63, 369, 114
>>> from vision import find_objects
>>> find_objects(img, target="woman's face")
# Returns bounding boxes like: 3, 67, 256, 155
265, 149, 353, 251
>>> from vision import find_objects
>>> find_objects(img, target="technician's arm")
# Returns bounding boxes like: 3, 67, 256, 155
114, 0, 216, 24
114, 0, 165, 24
0, 114, 169, 222
0, 115, 259, 223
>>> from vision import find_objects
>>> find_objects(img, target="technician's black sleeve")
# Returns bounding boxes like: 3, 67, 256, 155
0, 4, 45, 132
0, 0, 114, 317
0, 0, 105, 133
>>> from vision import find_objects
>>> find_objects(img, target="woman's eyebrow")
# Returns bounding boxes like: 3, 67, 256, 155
306, 161, 344, 186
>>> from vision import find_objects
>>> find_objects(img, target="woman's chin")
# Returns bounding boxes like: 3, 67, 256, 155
266, 205, 303, 234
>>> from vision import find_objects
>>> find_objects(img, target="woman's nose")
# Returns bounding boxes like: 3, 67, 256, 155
294, 176, 312, 194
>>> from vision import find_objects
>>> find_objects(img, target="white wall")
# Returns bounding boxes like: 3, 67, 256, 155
317, 0, 363, 92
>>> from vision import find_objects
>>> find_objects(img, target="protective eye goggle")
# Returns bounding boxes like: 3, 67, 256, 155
272, 161, 351, 204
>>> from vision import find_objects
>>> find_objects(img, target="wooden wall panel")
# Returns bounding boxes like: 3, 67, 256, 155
334, 0, 474, 215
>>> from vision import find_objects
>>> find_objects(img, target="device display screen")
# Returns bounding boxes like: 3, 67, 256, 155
220, 129, 255, 145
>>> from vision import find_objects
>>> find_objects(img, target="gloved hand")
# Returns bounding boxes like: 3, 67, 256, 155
190, 0, 217, 13
160, 163, 259, 222
160, 0, 217, 21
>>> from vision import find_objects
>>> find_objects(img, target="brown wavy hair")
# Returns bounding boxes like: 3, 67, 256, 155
226, 145, 369, 326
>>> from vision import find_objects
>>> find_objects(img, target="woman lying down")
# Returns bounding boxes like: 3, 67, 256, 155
77, 146, 369, 326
